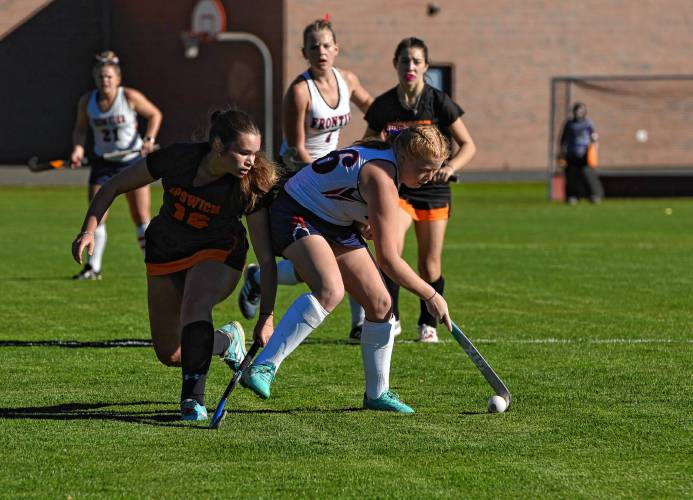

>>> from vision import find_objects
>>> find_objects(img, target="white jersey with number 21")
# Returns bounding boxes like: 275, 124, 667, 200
87, 86, 142, 161
285, 145, 398, 227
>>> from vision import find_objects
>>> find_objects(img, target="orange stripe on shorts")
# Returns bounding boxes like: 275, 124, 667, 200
398, 199, 449, 222
146, 249, 231, 276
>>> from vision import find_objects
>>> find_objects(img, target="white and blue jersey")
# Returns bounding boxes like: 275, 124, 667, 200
279, 67, 352, 161
87, 87, 142, 161
284, 145, 398, 226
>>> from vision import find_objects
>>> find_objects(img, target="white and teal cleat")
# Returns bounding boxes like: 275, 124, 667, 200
180, 399, 208, 421
217, 321, 247, 371
241, 361, 276, 400
363, 390, 415, 414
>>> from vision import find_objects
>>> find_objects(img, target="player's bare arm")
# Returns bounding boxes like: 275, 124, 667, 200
72, 161, 154, 264
362, 160, 450, 328
343, 69, 373, 113
124, 87, 163, 155
70, 94, 89, 166
360, 161, 433, 299
246, 207, 277, 346
283, 78, 313, 164
434, 117, 476, 182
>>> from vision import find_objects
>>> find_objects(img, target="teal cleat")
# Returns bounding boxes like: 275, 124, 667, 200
180, 399, 208, 421
241, 361, 276, 399
217, 321, 247, 371
363, 390, 415, 414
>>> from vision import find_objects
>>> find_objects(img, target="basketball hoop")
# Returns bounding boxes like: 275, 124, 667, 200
181, 0, 227, 59
178, 0, 275, 158
181, 31, 202, 59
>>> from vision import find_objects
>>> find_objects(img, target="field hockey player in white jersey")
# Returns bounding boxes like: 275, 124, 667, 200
238, 15, 373, 325
70, 51, 162, 280
240, 125, 452, 413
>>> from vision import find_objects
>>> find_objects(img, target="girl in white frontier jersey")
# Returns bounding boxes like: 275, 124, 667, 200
240, 125, 452, 414
238, 16, 373, 323
70, 51, 162, 280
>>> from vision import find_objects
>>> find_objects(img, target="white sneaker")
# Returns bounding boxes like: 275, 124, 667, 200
392, 319, 402, 336
418, 324, 439, 343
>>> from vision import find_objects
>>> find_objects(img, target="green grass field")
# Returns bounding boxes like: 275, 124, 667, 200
1, 183, 691, 498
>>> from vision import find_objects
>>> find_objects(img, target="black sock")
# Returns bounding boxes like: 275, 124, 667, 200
212, 329, 230, 356
180, 320, 214, 406
419, 275, 445, 326
383, 273, 400, 320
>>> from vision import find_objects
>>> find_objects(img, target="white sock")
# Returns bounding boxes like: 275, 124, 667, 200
87, 224, 107, 272
349, 294, 365, 327
255, 259, 301, 286
277, 259, 301, 285
136, 221, 149, 254
254, 293, 328, 369
361, 317, 395, 400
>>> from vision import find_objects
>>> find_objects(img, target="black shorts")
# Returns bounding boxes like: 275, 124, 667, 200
270, 189, 365, 255
399, 181, 452, 220
89, 155, 141, 186
145, 221, 249, 276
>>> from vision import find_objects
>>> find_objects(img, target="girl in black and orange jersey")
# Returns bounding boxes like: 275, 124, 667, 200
72, 109, 278, 422
363, 37, 476, 343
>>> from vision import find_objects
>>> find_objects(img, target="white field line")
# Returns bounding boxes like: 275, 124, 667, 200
394, 338, 693, 345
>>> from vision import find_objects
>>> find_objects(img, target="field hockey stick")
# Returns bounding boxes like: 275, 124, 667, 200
27, 157, 84, 172
102, 144, 160, 160
209, 340, 261, 429
281, 146, 308, 172
27, 144, 159, 172
450, 321, 512, 409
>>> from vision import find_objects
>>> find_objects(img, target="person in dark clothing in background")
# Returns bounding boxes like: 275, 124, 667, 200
560, 102, 604, 205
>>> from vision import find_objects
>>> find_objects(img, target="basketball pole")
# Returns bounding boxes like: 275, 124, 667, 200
182, 32, 274, 159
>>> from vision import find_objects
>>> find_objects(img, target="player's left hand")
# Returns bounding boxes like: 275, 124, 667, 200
253, 314, 274, 346
140, 141, 156, 157
433, 165, 455, 183
355, 222, 373, 240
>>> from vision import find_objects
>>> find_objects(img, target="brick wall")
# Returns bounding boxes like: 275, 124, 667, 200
111, 0, 284, 153
2, 0, 691, 170
285, 0, 693, 171
0, 0, 107, 162
0, 0, 284, 163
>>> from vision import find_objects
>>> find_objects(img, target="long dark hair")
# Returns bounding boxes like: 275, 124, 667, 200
208, 108, 277, 211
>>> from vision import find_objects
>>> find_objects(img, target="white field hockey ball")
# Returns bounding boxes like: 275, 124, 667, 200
488, 395, 508, 413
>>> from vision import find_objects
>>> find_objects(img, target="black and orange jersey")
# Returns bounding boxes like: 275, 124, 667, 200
365, 84, 464, 204
365, 84, 463, 144
143, 143, 259, 273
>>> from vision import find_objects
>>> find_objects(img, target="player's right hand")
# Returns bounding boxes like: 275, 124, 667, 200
355, 222, 373, 240
70, 146, 85, 168
71, 232, 94, 264
424, 291, 452, 331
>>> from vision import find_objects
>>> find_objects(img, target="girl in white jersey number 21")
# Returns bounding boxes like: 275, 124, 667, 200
70, 51, 162, 280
